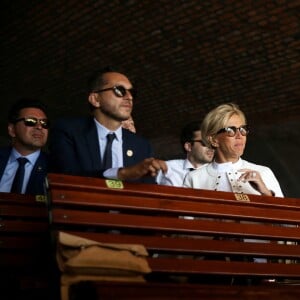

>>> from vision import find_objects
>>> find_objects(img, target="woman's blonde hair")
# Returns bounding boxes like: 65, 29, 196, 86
201, 103, 246, 147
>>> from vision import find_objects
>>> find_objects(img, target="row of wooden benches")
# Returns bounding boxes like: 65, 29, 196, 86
1, 173, 300, 299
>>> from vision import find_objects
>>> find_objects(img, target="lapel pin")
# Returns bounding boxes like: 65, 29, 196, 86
126, 150, 133, 157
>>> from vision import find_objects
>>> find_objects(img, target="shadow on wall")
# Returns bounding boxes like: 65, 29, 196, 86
244, 124, 300, 199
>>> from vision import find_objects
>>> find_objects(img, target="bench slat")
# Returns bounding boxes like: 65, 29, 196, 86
64, 231, 300, 259
148, 258, 300, 277
71, 282, 300, 300
50, 189, 300, 224
52, 208, 300, 241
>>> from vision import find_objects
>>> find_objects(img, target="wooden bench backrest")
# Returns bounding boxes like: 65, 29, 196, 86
47, 173, 300, 281
0, 192, 52, 296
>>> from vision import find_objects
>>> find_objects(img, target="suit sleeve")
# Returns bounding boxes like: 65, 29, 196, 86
49, 119, 84, 175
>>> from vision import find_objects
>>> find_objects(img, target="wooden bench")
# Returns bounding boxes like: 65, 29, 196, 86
0, 192, 54, 300
46, 173, 300, 300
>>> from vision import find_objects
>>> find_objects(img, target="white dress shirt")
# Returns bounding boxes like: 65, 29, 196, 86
156, 158, 205, 187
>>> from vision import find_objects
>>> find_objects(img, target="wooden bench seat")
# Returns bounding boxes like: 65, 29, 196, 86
46, 173, 300, 299
70, 281, 300, 300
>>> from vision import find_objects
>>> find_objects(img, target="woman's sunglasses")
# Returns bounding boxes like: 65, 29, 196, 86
216, 125, 249, 137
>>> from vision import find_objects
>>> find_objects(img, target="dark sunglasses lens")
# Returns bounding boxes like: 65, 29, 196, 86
227, 127, 236, 136
40, 120, 50, 129
240, 126, 248, 136
114, 86, 126, 97
24, 119, 38, 127
114, 86, 136, 98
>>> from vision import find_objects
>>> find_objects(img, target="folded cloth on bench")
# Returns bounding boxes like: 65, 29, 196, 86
56, 231, 151, 276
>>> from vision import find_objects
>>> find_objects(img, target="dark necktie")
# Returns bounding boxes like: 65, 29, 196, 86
102, 133, 116, 169
11, 157, 29, 193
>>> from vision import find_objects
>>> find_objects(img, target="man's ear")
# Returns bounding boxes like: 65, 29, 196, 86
184, 141, 192, 153
88, 93, 100, 108
8, 124, 16, 138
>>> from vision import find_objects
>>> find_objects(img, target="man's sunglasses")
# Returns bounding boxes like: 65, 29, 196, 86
216, 125, 249, 137
94, 85, 136, 99
14, 117, 50, 129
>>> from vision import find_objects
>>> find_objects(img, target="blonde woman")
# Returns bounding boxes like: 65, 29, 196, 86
184, 103, 283, 197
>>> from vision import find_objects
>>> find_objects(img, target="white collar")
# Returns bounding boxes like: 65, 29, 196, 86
212, 158, 243, 172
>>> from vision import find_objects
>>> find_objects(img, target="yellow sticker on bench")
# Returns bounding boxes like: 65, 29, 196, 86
234, 193, 250, 202
35, 195, 47, 203
105, 179, 124, 189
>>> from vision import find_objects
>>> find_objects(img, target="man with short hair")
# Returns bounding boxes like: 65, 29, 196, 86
49, 67, 166, 183
156, 121, 214, 186
0, 98, 49, 195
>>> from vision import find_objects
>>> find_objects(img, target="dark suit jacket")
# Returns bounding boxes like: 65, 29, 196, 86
0, 146, 48, 195
49, 117, 155, 183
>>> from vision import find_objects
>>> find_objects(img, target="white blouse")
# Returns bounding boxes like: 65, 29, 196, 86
183, 158, 284, 197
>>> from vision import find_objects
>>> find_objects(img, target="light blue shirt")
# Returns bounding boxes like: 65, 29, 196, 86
0, 148, 41, 193
94, 119, 123, 179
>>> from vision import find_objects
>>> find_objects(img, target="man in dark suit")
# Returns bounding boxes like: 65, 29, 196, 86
49, 67, 166, 183
0, 98, 49, 195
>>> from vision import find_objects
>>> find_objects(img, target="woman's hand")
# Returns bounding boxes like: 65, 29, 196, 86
238, 169, 274, 196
